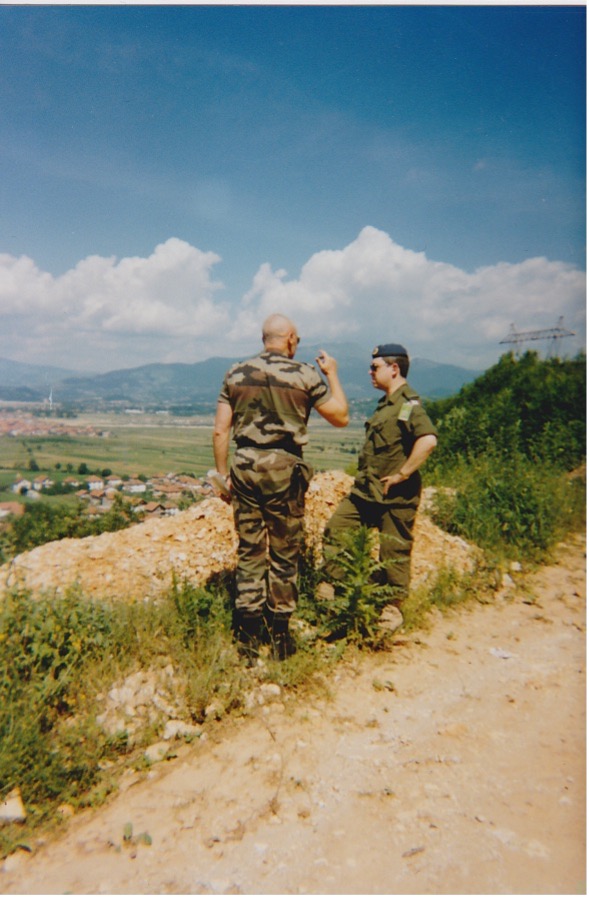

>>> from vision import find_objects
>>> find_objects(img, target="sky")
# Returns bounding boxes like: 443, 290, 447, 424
0, 3, 585, 374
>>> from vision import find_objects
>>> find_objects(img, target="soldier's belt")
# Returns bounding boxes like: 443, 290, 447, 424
236, 438, 303, 458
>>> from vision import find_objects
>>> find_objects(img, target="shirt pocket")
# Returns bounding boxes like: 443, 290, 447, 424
370, 418, 398, 453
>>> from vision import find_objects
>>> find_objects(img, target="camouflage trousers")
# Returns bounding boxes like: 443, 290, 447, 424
324, 493, 419, 601
230, 447, 313, 616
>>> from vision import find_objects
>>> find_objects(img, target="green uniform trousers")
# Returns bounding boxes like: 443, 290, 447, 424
324, 493, 418, 600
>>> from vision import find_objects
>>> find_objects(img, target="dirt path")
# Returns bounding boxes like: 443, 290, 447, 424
1, 534, 585, 895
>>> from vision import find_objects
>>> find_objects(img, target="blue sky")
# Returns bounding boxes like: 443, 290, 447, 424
0, 4, 585, 372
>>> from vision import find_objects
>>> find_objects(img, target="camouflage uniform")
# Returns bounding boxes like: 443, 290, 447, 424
218, 351, 330, 617
326, 383, 437, 600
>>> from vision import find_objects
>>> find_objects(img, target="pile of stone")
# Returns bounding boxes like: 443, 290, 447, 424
0, 497, 238, 603
0, 471, 478, 604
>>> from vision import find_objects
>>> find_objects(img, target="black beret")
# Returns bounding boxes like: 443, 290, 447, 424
372, 343, 408, 358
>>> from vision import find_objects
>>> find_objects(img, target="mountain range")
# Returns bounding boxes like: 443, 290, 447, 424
0, 344, 482, 406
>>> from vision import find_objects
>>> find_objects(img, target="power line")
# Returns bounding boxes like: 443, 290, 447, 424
499, 317, 575, 357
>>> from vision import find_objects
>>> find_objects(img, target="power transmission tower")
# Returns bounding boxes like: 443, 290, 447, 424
499, 317, 575, 358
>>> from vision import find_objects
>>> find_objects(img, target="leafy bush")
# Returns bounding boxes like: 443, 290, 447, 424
308, 526, 396, 644
430, 452, 585, 561
427, 351, 586, 472
0, 588, 125, 839
168, 573, 232, 645
0, 579, 239, 857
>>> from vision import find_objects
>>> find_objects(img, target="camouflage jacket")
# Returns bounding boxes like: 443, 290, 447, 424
218, 351, 330, 450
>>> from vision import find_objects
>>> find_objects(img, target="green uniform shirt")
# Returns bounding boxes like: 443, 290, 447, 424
352, 384, 437, 505
218, 351, 330, 450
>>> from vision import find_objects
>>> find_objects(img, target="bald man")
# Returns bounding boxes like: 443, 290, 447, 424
213, 313, 348, 662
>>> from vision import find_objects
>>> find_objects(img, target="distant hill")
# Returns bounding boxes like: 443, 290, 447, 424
0, 346, 482, 405
0, 357, 90, 403
0, 356, 85, 387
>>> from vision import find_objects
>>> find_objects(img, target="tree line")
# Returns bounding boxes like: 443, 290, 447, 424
426, 350, 585, 472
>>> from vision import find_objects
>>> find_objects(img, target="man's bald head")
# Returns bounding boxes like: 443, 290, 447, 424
262, 314, 300, 357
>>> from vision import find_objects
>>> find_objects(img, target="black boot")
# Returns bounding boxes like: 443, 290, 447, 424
267, 612, 296, 661
233, 610, 263, 666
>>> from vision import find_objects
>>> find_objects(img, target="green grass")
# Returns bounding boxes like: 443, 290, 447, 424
0, 577, 246, 857
0, 423, 215, 480
0, 413, 365, 487
400, 560, 499, 632
302, 419, 363, 471
430, 452, 585, 563
0, 568, 353, 859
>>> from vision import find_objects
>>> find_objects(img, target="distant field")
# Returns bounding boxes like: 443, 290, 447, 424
0, 412, 363, 501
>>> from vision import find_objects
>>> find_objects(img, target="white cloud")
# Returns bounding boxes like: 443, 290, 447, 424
0, 228, 585, 373
0, 238, 231, 370
229, 226, 586, 368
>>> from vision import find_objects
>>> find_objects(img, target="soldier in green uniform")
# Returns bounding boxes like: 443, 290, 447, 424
213, 313, 349, 660
324, 343, 437, 631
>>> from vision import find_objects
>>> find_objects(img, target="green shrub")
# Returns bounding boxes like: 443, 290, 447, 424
309, 526, 396, 644
164, 575, 242, 722
0, 587, 117, 716
167, 573, 233, 646
0, 588, 125, 850
431, 453, 585, 562
427, 351, 586, 472
0, 578, 239, 857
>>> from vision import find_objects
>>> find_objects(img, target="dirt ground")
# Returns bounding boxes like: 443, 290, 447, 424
1, 531, 585, 895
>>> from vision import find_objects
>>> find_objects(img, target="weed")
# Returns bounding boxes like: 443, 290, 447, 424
430, 453, 585, 563
0, 577, 241, 858
122, 822, 152, 848
307, 526, 397, 645
402, 560, 495, 632
262, 641, 335, 694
